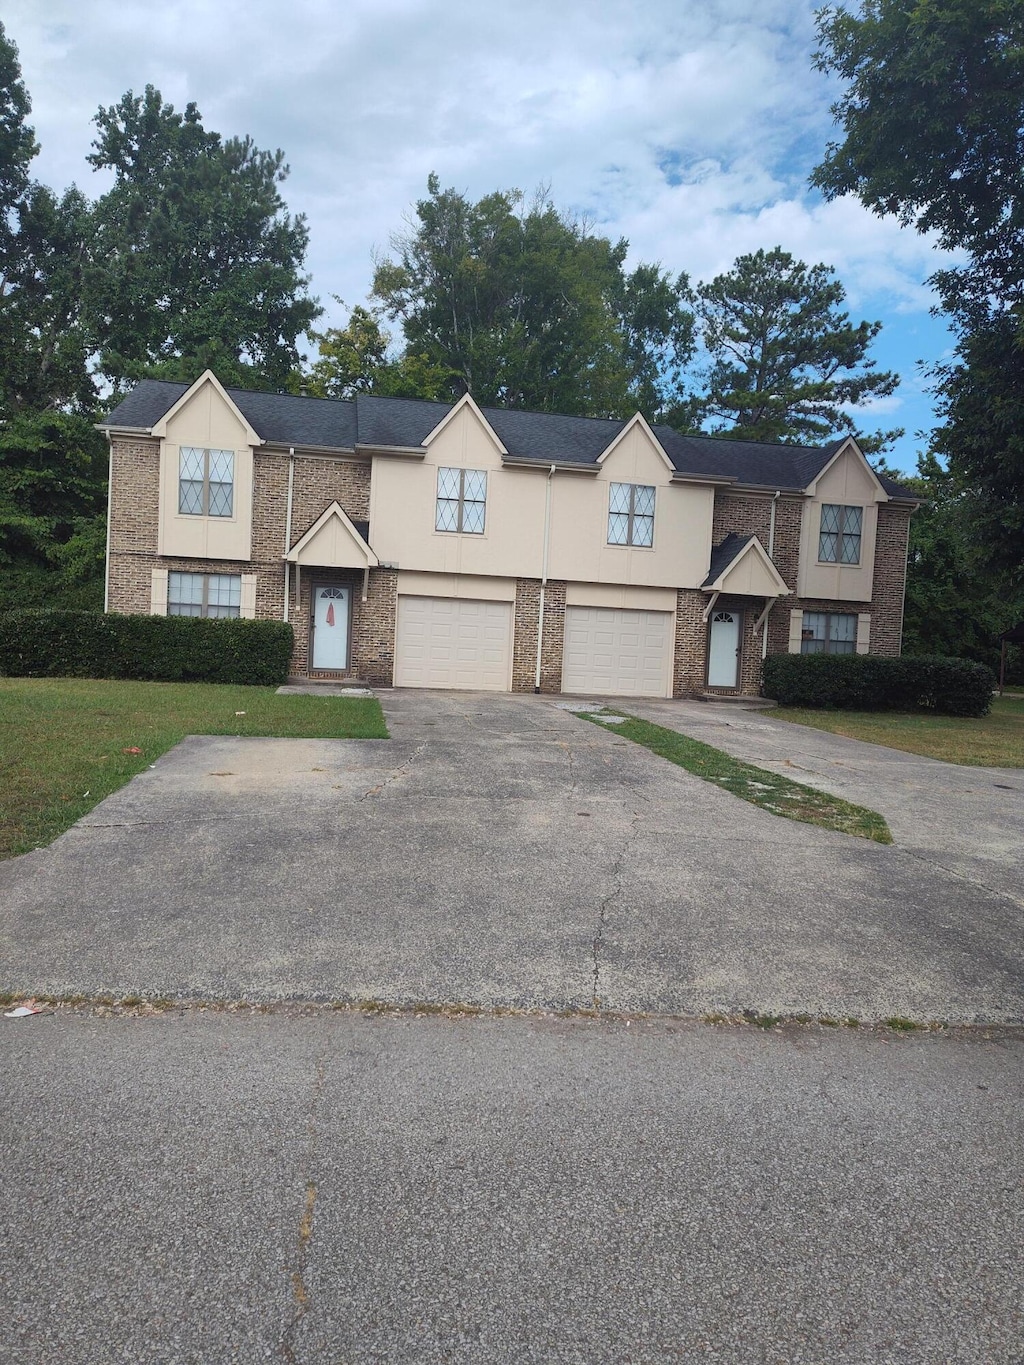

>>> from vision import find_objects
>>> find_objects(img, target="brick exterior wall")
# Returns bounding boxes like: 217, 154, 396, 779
512, 578, 567, 692
870, 504, 913, 657
673, 589, 707, 697
106, 430, 912, 696
763, 501, 913, 662
106, 438, 381, 679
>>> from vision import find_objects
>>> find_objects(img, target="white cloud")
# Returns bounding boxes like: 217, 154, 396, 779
5, 0, 953, 467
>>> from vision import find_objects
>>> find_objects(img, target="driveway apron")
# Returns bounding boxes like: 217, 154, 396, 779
0, 690, 1022, 1022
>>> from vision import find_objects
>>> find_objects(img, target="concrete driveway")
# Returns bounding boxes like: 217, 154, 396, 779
1, 690, 1023, 1022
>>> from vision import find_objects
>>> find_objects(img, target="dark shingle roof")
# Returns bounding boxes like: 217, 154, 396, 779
702, 533, 755, 588
101, 379, 918, 498
102, 379, 358, 449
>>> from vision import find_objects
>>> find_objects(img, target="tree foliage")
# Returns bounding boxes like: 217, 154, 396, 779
87, 85, 320, 391
367, 176, 694, 419
302, 303, 453, 401
813, 0, 1024, 308
813, 0, 1024, 574
685, 246, 899, 448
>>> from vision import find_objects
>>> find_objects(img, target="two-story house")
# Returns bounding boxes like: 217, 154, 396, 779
99, 371, 918, 698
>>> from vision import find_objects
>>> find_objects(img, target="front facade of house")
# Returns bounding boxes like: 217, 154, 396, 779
100, 372, 918, 698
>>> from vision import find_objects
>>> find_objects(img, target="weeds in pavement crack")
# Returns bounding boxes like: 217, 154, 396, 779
280, 1053, 326, 1362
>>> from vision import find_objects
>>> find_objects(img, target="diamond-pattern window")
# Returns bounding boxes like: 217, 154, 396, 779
168, 571, 241, 619
608, 483, 655, 547
819, 503, 861, 564
436, 467, 486, 534
801, 610, 856, 655
179, 448, 205, 515
178, 447, 234, 517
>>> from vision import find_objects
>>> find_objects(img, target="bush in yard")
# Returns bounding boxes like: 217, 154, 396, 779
0, 610, 294, 686
762, 653, 994, 718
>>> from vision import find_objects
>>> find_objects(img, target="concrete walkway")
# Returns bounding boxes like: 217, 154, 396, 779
629, 698, 1024, 903
1, 690, 1023, 1022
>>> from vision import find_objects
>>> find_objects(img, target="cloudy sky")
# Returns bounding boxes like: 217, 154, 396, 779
8, 0, 953, 472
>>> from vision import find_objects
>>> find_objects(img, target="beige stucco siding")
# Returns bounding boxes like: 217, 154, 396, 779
369, 404, 547, 577
564, 582, 678, 611
797, 446, 886, 603
396, 571, 517, 601
157, 381, 254, 562
546, 423, 714, 589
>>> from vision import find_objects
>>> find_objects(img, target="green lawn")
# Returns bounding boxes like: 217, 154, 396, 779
585, 712, 891, 843
0, 678, 388, 860
774, 693, 1024, 767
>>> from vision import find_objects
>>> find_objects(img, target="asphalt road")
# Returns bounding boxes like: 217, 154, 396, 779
3, 1008, 1022, 1365
2, 691, 1023, 1022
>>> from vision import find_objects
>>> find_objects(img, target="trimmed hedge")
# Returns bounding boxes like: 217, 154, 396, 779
762, 652, 995, 718
0, 610, 294, 686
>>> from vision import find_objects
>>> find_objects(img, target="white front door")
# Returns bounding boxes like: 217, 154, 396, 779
312, 585, 350, 670
708, 610, 741, 688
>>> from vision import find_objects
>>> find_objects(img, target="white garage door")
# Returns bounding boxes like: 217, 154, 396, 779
394, 596, 513, 691
561, 606, 675, 698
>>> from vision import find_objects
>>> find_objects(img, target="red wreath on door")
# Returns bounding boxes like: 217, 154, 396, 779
326, 602, 335, 627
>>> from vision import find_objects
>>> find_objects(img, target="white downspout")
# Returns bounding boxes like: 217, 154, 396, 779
103, 438, 114, 612
534, 464, 556, 692
764, 489, 781, 658
283, 448, 295, 622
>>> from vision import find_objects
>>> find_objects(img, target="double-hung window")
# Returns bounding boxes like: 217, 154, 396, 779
167, 572, 241, 619
179, 447, 235, 518
818, 503, 862, 564
608, 483, 655, 547
801, 611, 856, 655
436, 467, 486, 534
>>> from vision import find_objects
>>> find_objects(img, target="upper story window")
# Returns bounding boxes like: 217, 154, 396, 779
179, 447, 234, 518
608, 482, 655, 547
801, 611, 856, 655
436, 467, 486, 534
818, 503, 862, 564
168, 571, 240, 619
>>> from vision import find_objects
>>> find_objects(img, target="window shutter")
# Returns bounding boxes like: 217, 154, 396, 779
151, 567, 168, 616
788, 608, 803, 654
240, 573, 257, 620
856, 613, 871, 655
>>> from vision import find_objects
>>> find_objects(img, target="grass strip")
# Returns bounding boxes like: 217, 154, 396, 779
0, 677, 388, 860
584, 712, 892, 844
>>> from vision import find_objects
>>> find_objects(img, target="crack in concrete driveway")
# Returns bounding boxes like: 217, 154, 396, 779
1, 691, 1022, 1024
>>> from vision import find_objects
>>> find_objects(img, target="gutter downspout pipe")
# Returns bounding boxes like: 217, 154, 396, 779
283, 448, 295, 622
534, 464, 556, 692
103, 438, 114, 613
763, 490, 781, 659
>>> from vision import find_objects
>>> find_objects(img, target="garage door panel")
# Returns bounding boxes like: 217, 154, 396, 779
395, 595, 513, 690
561, 605, 674, 698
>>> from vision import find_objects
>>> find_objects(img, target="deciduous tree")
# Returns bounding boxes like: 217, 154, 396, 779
87, 86, 321, 391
